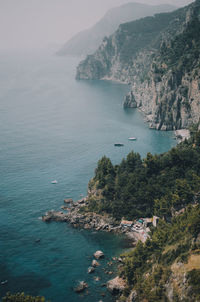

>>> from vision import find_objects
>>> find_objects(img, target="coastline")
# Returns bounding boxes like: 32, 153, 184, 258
42, 198, 137, 299
42, 197, 142, 246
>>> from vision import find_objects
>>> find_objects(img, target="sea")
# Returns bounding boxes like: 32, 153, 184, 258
0, 50, 176, 302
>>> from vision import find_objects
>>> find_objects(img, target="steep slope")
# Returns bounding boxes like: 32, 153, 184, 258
122, 204, 200, 302
81, 128, 200, 301
57, 3, 176, 56
77, 0, 200, 130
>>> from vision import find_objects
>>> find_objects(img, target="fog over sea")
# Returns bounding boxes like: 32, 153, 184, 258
0, 51, 176, 301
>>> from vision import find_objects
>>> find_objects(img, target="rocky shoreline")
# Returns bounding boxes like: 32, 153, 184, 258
42, 198, 140, 245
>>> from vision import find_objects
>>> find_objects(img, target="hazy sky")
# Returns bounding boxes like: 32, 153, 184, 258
0, 0, 194, 51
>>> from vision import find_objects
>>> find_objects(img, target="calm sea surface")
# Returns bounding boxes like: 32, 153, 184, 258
0, 51, 176, 301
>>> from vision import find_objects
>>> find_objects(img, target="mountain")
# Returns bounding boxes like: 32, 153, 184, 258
57, 2, 176, 56
76, 0, 200, 131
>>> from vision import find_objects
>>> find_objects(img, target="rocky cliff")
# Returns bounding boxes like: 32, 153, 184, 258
76, 0, 200, 130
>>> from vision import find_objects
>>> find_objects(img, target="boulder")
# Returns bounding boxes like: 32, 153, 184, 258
107, 276, 126, 295
92, 260, 100, 267
88, 266, 95, 274
64, 198, 73, 204
74, 281, 88, 293
94, 250, 104, 259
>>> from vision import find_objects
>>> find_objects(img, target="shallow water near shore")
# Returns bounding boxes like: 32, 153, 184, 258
0, 50, 176, 301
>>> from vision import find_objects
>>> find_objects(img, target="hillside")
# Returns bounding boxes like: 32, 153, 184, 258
76, 0, 200, 130
80, 127, 200, 301
57, 3, 176, 56
121, 203, 200, 302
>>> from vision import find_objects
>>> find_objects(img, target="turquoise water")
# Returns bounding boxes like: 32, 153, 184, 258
0, 51, 176, 301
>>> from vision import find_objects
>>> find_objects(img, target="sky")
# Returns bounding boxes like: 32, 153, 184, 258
0, 0, 194, 51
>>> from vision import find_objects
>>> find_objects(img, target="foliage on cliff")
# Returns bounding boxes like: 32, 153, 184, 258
155, 14, 200, 79
120, 204, 200, 301
84, 130, 200, 300
1, 292, 48, 302
86, 129, 200, 221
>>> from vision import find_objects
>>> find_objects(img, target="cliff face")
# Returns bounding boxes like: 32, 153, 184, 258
76, 0, 200, 130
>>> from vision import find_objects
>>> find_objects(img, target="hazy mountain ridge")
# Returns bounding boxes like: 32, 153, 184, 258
76, 0, 200, 130
57, 2, 176, 56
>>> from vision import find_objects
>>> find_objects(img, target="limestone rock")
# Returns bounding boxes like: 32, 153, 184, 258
94, 250, 105, 259
92, 260, 100, 267
76, 1, 200, 131
107, 276, 126, 295
88, 266, 95, 274
123, 92, 137, 108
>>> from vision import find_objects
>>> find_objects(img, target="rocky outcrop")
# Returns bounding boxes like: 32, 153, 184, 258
42, 199, 122, 232
42, 211, 68, 222
92, 260, 100, 267
123, 92, 137, 108
94, 251, 104, 259
107, 276, 126, 295
42, 199, 144, 245
76, 0, 200, 130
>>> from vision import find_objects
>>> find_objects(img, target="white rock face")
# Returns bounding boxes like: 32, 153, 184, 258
92, 260, 100, 267
76, 2, 200, 131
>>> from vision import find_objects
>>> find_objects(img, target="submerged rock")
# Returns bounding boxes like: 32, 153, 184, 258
74, 281, 88, 293
64, 198, 73, 204
94, 250, 104, 259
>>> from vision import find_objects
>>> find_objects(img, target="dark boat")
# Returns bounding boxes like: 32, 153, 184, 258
114, 143, 124, 147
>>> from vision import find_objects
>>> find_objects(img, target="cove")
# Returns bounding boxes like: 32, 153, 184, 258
0, 51, 176, 301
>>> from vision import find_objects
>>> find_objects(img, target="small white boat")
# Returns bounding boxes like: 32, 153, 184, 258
51, 180, 58, 184
128, 137, 137, 141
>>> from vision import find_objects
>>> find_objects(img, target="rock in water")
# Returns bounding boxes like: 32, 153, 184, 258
88, 266, 95, 274
64, 198, 73, 204
92, 260, 100, 267
94, 250, 104, 259
74, 281, 88, 293
123, 91, 137, 108
107, 276, 126, 295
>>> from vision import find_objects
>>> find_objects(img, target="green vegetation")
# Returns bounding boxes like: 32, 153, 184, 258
1, 293, 49, 302
117, 12, 175, 63
157, 16, 200, 80
187, 269, 200, 300
85, 129, 200, 300
85, 130, 200, 221
117, 204, 200, 301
